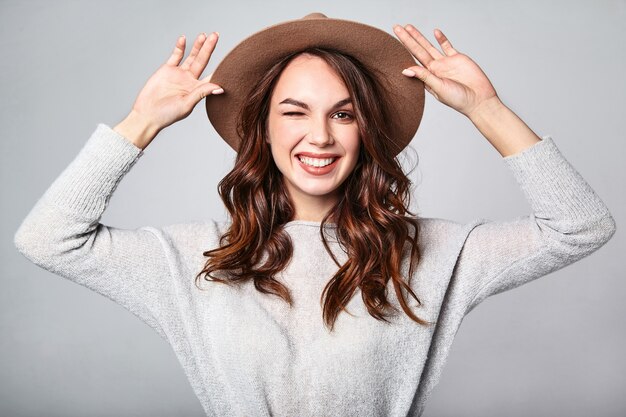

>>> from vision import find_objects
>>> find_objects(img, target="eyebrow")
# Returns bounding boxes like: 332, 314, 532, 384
278, 97, 352, 111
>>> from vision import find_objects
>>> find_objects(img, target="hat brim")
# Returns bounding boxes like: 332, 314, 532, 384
205, 14, 425, 156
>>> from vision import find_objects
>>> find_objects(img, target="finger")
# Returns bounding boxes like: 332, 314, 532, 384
402, 65, 444, 96
190, 32, 219, 79
434, 28, 458, 56
404, 24, 444, 60
166, 35, 186, 66
180, 33, 207, 71
393, 24, 434, 67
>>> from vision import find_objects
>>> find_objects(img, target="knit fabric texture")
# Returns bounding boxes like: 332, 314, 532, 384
14, 123, 616, 416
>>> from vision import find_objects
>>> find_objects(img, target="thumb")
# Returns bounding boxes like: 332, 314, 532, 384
186, 80, 224, 108
403, 66, 443, 98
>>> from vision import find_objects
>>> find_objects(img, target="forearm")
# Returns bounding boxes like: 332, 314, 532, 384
14, 124, 144, 261
114, 110, 161, 151
467, 97, 542, 158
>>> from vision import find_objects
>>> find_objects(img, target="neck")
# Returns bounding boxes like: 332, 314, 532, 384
288, 189, 338, 222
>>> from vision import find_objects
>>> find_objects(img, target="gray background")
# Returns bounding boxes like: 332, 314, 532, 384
2, 0, 624, 416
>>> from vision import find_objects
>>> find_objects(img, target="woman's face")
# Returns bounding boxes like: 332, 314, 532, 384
266, 54, 361, 218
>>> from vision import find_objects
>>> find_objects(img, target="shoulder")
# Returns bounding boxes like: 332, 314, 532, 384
143, 219, 230, 254
413, 216, 487, 252
137, 219, 231, 274
414, 216, 463, 238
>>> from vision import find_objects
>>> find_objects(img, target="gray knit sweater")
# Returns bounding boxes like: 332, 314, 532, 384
14, 123, 616, 416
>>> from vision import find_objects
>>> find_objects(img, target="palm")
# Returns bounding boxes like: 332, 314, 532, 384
133, 64, 204, 128
393, 25, 497, 117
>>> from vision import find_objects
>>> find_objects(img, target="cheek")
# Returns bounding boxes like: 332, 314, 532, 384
268, 121, 305, 151
345, 130, 361, 160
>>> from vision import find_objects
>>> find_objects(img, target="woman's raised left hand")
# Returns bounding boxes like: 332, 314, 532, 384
393, 24, 499, 119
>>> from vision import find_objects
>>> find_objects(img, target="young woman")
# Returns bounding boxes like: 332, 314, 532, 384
14, 13, 616, 417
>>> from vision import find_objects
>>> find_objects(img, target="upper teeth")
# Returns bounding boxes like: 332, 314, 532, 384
298, 156, 336, 167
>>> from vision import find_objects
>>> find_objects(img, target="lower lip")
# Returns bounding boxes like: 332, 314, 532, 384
295, 156, 340, 176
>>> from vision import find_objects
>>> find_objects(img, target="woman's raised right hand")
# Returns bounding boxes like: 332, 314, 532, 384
115, 32, 223, 149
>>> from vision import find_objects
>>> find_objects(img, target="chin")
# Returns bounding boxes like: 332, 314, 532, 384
290, 180, 342, 198
300, 186, 340, 197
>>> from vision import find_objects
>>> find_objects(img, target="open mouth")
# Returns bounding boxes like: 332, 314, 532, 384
294, 154, 341, 175
297, 155, 338, 168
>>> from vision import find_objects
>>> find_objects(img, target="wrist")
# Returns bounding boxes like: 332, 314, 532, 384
113, 110, 160, 150
465, 95, 541, 157
466, 96, 506, 125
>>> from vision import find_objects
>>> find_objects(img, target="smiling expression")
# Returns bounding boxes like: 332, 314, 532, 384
266, 54, 361, 215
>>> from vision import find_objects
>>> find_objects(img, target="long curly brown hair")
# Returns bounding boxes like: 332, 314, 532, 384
195, 47, 432, 332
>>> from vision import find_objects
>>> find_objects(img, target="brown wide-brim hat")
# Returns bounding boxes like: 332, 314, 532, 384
205, 12, 425, 156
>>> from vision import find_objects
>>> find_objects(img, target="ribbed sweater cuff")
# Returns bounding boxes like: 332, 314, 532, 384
43, 123, 144, 219
502, 135, 611, 221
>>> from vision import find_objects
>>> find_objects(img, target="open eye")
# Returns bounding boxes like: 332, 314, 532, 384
333, 111, 354, 120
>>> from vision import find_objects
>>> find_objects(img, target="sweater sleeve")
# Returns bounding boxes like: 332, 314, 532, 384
453, 136, 616, 315
13, 123, 175, 339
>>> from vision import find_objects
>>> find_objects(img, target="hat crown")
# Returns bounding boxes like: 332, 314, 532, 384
302, 12, 328, 20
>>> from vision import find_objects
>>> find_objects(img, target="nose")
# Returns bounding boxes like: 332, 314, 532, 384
307, 117, 334, 147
